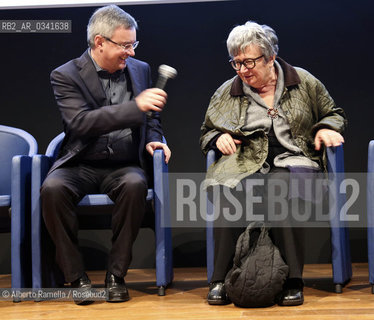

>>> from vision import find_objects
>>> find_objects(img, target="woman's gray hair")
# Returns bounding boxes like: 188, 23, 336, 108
226, 21, 279, 61
87, 5, 138, 48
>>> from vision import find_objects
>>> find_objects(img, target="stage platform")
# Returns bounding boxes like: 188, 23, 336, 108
1, 263, 373, 320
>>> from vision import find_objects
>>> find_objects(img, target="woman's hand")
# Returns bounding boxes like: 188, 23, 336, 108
314, 128, 344, 150
216, 133, 242, 155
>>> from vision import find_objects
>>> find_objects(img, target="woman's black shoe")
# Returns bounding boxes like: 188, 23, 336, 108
207, 282, 231, 305
277, 278, 304, 306
277, 288, 304, 306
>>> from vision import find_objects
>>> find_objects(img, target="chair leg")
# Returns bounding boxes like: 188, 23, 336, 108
335, 283, 343, 293
372, 284, 374, 294
158, 286, 166, 296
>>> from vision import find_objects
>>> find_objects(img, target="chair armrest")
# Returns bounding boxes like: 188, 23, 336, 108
326, 145, 344, 174
326, 145, 346, 227
31, 154, 53, 288
152, 147, 173, 285
367, 141, 374, 227
368, 140, 374, 173
32, 155, 53, 193
11, 155, 32, 289
153, 149, 169, 227
31, 154, 53, 228
11, 155, 32, 220
206, 149, 217, 169
205, 150, 217, 282
367, 142, 374, 284
45, 132, 65, 160
326, 145, 352, 285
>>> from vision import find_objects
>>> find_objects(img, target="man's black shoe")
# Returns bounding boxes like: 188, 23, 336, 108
207, 282, 231, 305
105, 272, 130, 302
71, 273, 94, 305
278, 288, 304, 306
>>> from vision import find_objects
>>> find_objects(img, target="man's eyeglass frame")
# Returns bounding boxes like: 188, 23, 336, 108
103, 36, 139, 51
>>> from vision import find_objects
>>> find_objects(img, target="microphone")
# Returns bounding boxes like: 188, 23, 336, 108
147, 64, 177, 117
155, 64, 178, 89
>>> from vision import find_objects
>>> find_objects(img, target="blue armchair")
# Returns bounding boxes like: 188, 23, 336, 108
31, 133, 173, 296
0, 125, 37, 293
206, 145, 351, 293
367, 140, 374, 293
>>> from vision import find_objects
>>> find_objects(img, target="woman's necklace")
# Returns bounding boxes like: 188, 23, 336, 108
259, 69, 278, 119
258, 84, 278, 119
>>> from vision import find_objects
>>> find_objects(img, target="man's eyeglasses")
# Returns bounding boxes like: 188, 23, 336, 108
103, 36, 139, 51
229, 55, 264, 71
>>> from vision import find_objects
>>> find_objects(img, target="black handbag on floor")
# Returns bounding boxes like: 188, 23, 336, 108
224, 222, 289, 307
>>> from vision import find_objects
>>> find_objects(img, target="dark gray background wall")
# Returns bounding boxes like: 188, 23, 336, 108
0, 0, 373, 273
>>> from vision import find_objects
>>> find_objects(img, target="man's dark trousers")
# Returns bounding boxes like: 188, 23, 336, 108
41, 164, 147, 283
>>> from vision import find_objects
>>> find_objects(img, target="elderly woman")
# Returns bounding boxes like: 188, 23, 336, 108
200, 21, 347, 306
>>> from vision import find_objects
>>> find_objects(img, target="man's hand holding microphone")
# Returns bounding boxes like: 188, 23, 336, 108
136, 64, 177, 164
135, 87, 167, 113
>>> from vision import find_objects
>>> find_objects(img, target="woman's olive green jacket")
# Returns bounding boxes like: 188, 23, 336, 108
200, 58, 347, 188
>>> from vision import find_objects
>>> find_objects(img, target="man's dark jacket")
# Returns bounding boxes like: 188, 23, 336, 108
49, 49, 163, 173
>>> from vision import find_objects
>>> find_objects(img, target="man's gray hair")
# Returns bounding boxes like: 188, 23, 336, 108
87, 5, 138, 48
226, 21, 279, 61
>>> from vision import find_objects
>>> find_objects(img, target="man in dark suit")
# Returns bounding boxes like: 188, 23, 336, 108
41, 5, 170, 305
